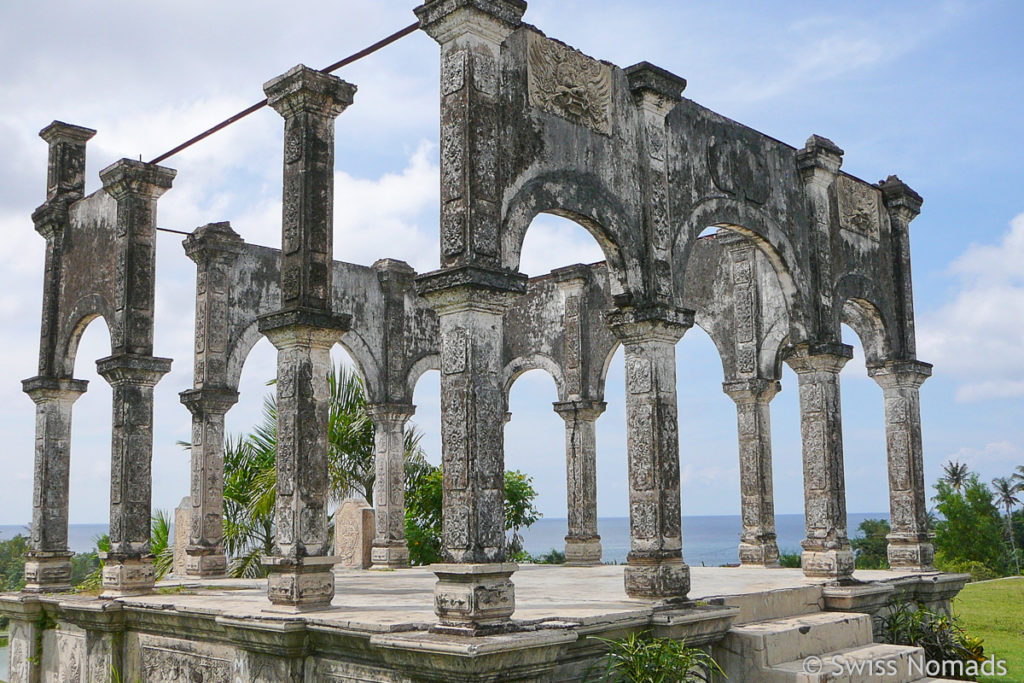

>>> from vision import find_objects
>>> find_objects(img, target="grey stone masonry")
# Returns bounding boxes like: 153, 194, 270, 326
607, 304, 692, 600
181, 222, 246, 578
868, 360, 934, 570
785, 342, 855, 580
722, 378, 781, 568
258, 64, 355, 609
21, 376, 88, 592
368, 403, 415, 568
553, 400, 605, 565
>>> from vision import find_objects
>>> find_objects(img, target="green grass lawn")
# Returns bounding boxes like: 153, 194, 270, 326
954, 577, 1024, 682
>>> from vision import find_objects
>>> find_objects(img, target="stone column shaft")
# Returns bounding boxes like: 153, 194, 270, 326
97, 354, 172, 596
180, 387, 237, 577
368, 404, 415, 568
21, 376, 88, 591
607, 305, 691, 599
723, 378, 781, 567
797, 135, 843, 336
869, 360, 934, 570
785, 342, 854, 579
879, 176, 924, 358
553, 400, 605, 565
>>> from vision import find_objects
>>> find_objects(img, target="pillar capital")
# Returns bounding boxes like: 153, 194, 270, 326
417, 265, 527, 316
96, 354, 172, 387
30, 200, 70, 241
183, 221, 245, 264
552, 399, 606, 422
550, 263, 592, 289
415, 0, 526, 46
263, 64, 356, 120
605, 303, 693, 344
258, 309, 351, 349
796, 134, 843, 185
39, 120, 96, 201
722, 378, 780, 403
366, 402, 417, 424
878, 174, 923, 222
625, 62, 686, 116
179, 386, 239, 415
783, 341, 852, 374
372, 258, 417, 285
22, 376, 88, 403
867, 359, 932, 390
99, 159, 176, 201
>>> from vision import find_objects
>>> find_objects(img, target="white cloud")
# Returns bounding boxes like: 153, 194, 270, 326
918, 213, 1024, 402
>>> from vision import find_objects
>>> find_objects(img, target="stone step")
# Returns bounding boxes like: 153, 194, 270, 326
720, 584, 824, 624
730, 611, 874, 668
769, 643, 925, 683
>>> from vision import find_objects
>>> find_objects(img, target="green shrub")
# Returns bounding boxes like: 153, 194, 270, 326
851, 518, 890, 569
875, 598, 984, 680
934, 553, 1001, 582
587, 631, 722, 682
531, 548, 566, 564
778, 551, 801, 568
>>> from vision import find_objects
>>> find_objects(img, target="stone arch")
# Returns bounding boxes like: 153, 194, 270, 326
838, 295, 893, 367
405, 353, 441, 404
58, 294, 115, 376
598, 340, 621, 397
336, 331, 383, 404
502, 171, 638, 298
502, 353, 566, 402
674, 198, 811, 342
691, 316, 737, 381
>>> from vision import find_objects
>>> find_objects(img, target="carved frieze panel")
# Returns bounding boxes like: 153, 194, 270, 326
528, 33, 612, 135
837, 175, 881, 241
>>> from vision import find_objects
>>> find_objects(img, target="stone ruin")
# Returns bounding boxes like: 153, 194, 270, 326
7, 0, 945, 676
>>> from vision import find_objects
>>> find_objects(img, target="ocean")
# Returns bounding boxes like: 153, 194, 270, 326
0, 513, 889, 565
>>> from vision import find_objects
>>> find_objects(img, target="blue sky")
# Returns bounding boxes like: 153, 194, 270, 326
0, 1, 1021, 528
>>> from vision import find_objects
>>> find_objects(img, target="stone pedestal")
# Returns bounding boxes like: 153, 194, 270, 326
367, 404, 415, 568
431, 563, 518, 636
723, 378, 781, 568
869, 360, 934, 571
785, 342, 855, 580
335, 499, 375, 569
264, 555, 340, 610
607, 305, 692, 600
21, 375, 88, 592
553, 400, 605, 566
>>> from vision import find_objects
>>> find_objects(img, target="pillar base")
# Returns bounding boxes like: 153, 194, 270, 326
564, 537, 602, 566
801, 549, 855, 579
371, 542, 410, 569
886, 538, 934, 571
22, 551, 74, 592
738, 541, 780, 567
100, 555, 155, 597
264, 555, 338, 610
431, 563, 517, 635
624, 557, 690, 600
185, 549, 228, 578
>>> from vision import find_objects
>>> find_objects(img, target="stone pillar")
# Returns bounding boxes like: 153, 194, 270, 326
722, 378, 781, 567
368, 404, 415, 568
20, 376, 87, 592
181, 221, 245, 577
785, 342, 855, 579
606, 305, 691, 600
553, 400, 605, 565
96, 158, 175, 596
258, 64, 355, 609
879, 175, 924, 359
179, 387, 237, 577
868, 360, 934, 570
97, 355, 171, 595
796, 135, 843, 336
416, 0, 527, 635
33, 121, 95, 379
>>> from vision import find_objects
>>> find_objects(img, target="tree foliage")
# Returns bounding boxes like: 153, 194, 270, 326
851, 518, 891, 570
933, 475, 1007, 575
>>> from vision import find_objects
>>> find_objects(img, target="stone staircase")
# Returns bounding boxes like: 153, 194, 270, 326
712, 588, 961, 682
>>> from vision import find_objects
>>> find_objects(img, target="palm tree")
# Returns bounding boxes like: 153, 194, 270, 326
220, 362, 427, 578
992, 476, 1022, 574
942, 461, 970, 493
1012, 465, 1024, 491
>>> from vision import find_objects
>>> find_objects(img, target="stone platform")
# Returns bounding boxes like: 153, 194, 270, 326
0, 565, 968, 682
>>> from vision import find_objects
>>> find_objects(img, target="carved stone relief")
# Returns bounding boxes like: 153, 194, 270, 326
528, 33, 612, 135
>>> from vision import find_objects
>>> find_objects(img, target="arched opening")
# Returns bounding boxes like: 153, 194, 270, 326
594, 344, 629, 563
773, 363, 806, 558
410, 368, 441, 468
518, 213, 606, 278
674, 324, 740, 567
504, 368, 565, 559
